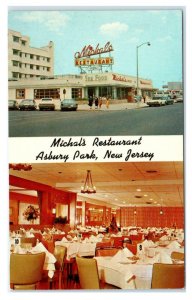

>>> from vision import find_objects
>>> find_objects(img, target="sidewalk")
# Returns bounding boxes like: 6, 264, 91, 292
78, 102, 148, 111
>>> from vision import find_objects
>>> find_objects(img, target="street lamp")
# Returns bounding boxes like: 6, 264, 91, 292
136, 42, 151, 97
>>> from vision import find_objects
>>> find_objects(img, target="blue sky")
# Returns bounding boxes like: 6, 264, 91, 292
8, 9, 183, 88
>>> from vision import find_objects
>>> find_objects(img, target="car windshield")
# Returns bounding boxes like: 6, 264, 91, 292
42, 98, 52, 102
22, 100, 33, 104
152, 96, 163, 100
62, 99, 75, 104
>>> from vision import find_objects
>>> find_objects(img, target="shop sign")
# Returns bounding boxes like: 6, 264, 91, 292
75, 57, 114, 66
85, 75, 107, 82
140, 80, 151, 85
112, 74, 133, 83
75, 41, 113, 59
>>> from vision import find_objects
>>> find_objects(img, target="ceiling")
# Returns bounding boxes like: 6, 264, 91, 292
9, 161, 183, 208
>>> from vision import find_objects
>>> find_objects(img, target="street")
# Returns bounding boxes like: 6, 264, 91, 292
9, 103, 183, 137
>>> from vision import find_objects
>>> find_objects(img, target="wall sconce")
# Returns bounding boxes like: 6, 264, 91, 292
52, 208, 56, 214
160, 207, 163, 215
134, 207, 137, 215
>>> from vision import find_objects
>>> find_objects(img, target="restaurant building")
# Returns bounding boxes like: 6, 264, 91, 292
8, 72, 154, 105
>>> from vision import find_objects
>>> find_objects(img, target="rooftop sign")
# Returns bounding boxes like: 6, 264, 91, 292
74, 41, 113, 59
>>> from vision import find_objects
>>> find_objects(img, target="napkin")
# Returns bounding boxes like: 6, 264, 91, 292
73, 236, 78, 241
61, 237, 68, 242
122, 247, 134, 257
25, 232, 35, 237
167, 241, 181, 250
160, 251, 173, 264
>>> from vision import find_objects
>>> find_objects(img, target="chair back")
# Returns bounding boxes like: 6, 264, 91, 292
76, 256, 100, 289
10, 252, 46, 289
95, 248, 120, 257
54, 245, 67, 271
124, 243, 137, 255
20, 237, 36, 247
151, 263, 185, 289
171, 251, 184, 261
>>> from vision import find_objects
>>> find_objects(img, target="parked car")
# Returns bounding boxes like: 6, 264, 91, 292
19, 99, 37, 110
60, 99, 78, 111
174, 96, 183, 103
39, 98, 55, 111
8, 100, 19, 110
147, 95, 173, 107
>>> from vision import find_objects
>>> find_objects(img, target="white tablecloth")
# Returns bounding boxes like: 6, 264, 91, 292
55, 241, 97, 260
95, 256, 153, 289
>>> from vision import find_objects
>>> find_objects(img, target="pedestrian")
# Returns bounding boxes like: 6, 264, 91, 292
88, 95, 93, 109
106, 96, 110, 109
94, 96, 99, 109
98, 97, 103, 109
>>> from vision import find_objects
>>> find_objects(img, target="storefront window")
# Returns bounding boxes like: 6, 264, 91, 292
34, 89, 60, 99
99, 86, 112, 98
72, 88, 82, 99
16, 89, 25, 99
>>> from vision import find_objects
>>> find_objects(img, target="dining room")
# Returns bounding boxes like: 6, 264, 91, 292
9, 161, 184, 290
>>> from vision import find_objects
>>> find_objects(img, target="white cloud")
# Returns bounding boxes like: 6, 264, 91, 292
100, 22, 128, 36
14, 11, 70, 34
156, 35, 173, 43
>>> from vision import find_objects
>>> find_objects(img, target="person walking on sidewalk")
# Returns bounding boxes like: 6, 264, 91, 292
94, 95, 99, 109
106, 96, 110, 109
88, 95, 93, 109
98, 96, 103, 109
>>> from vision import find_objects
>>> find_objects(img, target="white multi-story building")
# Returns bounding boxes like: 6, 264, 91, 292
8, 29, 54, 81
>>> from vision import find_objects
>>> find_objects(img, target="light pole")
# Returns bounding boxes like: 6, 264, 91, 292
136, 42, 151, 97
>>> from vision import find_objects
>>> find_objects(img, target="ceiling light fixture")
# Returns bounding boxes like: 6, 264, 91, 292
9, 163, 32, 171
81, 170, 96, 194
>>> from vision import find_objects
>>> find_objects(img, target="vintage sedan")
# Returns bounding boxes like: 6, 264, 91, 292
19, 99, 37, 110
8, 100, 19, 110
147, 95, 173, 107
39, 98, 55, 111
60, 99, 78, 111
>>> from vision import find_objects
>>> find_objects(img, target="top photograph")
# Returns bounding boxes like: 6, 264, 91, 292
8, 9, 184, 137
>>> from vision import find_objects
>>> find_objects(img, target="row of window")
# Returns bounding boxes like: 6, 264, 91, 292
12, 61, 50, 71
12, 73, 43, 79
12, 49, 50, 62
13, 35, 26, 46
15, 88, 83, 99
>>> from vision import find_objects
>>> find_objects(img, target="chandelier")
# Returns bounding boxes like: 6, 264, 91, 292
81, 170, 96, 194
9, 163, 32, 171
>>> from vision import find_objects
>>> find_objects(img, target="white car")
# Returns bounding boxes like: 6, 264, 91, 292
147, 95, 169, 107
39, 98, 55, 111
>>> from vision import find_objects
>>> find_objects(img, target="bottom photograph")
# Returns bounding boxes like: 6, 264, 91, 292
9, 161, 184, 290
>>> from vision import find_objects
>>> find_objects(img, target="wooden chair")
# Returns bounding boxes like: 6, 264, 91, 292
76, 256, 119, 289
95, 247, 121, 257
151, 263, 185, 289
20, 237, 36, 247
171, 251, 184, 261
49, 245, 67, 289
10, 252, 45, 290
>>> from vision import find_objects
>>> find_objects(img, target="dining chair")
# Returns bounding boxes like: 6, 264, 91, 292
171, 251, 185, 261
20, 237, 37, 247
124, 243, 137, 255
10, 252, 46, 290
46, 245, 67, 289
95, 247, 121, 257
151, 263, 185, 289
76, 256, 119, 289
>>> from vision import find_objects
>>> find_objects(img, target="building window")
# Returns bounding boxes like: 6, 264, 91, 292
16, 89, 25, 99
47, 58, 50, 62
34, 89, 60, 99
20, 52, 22, 57
13, 49, 20, 55
36, 56, 40, 60
30, 54, 34, 59
13, 36, 20, 42
36, 65, 40, 70
30, 75, 33, 78
25, 53, 27, 57
12, 60, 19, 67
30, 64, 33, 69
12, 72, 19, 79
21, 40, 26, 46
47, 67, 50, 72
72, 88, 82, 99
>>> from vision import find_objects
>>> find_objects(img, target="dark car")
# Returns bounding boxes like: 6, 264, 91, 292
61, 99, 78, 111
8, 100, 19, 110
19, 99, 37, 110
